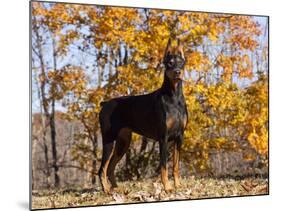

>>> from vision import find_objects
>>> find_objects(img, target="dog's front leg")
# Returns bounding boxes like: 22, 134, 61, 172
173, 136, 182, 189
159, 136, 172, 192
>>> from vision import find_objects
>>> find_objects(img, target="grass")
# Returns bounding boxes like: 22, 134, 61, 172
32, 176, 268, 210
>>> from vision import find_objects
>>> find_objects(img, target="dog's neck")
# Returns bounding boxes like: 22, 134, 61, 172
160, 73, 183, 97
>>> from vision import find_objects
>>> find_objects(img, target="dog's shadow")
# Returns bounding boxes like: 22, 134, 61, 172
60, 187, 100, 195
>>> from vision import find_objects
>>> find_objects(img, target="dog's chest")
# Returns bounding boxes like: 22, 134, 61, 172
164, 98, 187, 132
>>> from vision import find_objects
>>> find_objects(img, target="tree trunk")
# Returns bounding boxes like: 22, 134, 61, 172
91, 131, 99, 185
50, 36, 60, 187
32, 22, 52, 188
50, 98, 59, 187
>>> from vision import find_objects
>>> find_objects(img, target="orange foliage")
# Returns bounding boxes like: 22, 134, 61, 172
32, 2, 268, 173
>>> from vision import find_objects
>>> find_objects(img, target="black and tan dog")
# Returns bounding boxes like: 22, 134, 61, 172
98, 43, 188, 193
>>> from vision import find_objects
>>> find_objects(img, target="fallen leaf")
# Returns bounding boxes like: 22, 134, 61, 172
241, 183, 252, 192
112, 193, 125, 203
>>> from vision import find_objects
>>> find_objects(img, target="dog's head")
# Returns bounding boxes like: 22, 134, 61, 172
163, 44, 185, 83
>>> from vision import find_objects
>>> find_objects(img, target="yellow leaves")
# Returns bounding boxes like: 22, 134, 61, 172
32, 2, 47, 18
239, 68, 253, 79
217, 53, 254, 81
207, 21, 220, 42
247, 128, 268, 155
196, 83, 205, 93
178, 14, 190, 31
155, 24, 170, 37
242, 76, 268, 156
94, 7, 141, 49
32, 3, 268, 175
47, 71, 55, 78
217, 55, 233, 73
47, 66, 87, 102
182, 78, 268, 173
131, 133, 141, 143
68, 102, 80, 113
186, 51, 202, 70
210, 138, 226, 149
115, 64, 162, 96
83, 110, 92, 119
186, 51, 211, 71
208, 32, 218, 42
57, 30, 80, 56
227, 16, 261, 51
238, 54, 253, 78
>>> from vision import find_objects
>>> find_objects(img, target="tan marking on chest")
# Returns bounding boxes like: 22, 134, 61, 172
166, 116, 176, 129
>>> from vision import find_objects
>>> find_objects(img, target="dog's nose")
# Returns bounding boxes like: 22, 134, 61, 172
175, 70, 181, 75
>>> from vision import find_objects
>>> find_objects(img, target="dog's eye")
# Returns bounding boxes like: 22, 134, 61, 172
177, 58, 183, 63
177, 59, 185, 67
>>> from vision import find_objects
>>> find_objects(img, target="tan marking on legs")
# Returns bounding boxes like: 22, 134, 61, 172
161, 165, 172, 192
107, 154, 118, 188
173, 142, 180, 189
101, 144, 115, 193
108, 128, 131, 189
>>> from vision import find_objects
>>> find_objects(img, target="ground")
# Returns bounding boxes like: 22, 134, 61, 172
32, 177, 268, 210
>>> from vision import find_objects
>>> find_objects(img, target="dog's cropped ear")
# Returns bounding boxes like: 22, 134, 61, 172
177, 39, 185, 59
163, 37, 172, 59
163, 50, 171, 65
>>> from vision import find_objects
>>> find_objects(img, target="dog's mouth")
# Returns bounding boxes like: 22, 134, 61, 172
174, 77, 182, 81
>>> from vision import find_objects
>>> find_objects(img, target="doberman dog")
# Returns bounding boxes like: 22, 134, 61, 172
98, 43, 188, 193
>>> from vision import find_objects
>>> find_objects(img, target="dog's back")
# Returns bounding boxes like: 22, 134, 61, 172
99, 92, 161, 141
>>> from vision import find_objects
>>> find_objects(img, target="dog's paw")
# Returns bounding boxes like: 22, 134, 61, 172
174, 180, 181, 190
164, 183, 173, 193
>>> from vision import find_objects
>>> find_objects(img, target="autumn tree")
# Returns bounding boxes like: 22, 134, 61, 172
32, 2, 268, 182
32, 2, 85, 186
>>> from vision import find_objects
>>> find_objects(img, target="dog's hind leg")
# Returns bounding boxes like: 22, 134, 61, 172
107, 128, 132, 189
98, 137, 115, 194
98, 101, 118, 193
